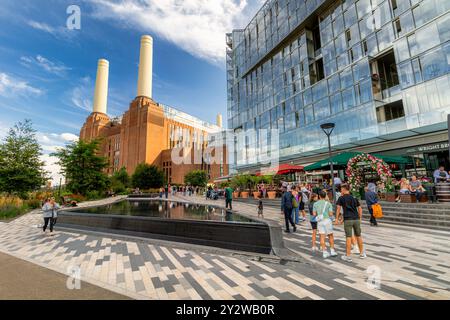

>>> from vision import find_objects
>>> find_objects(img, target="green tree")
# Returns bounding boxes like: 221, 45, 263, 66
110, 167, 130, 193
52, 139, 110, 196
131, 163, 165, 189
0, 120, 47, 197
184, 170, 208, 187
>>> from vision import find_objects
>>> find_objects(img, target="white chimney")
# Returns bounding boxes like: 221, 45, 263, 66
137, 35, 153, 98
92, 59, 109, 114
216, 114, 223, 128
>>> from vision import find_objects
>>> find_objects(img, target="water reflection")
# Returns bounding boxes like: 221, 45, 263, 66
70, 200, 258, 223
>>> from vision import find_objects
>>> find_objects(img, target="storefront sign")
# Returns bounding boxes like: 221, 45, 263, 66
406, 142, 449, 154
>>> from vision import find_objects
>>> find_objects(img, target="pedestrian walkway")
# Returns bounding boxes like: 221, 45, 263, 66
0, 195, 448, 300
0, 251, 129, 300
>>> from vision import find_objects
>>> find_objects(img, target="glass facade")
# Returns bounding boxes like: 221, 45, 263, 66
226, 0, 450, 170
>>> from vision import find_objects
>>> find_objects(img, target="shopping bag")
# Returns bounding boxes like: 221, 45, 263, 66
372, 203, 383, 219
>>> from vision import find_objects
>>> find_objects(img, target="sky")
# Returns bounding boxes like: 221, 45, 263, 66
0, 0, 263, 184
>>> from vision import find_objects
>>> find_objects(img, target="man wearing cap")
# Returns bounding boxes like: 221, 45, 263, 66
281, 184, 296, 233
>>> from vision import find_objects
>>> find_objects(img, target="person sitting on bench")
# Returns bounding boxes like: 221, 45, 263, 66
410, 175, 426, 202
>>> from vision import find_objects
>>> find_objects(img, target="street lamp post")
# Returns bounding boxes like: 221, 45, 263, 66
321, 123, 336, 203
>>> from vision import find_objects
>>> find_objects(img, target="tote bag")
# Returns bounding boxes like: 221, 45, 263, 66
372, 203, 383, 219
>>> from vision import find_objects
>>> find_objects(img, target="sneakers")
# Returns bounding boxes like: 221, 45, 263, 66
323, 251, 331, 259
351, 246, 360, 255
302, 217, 307, 222
330, 249, 338, 257
341, 255, 353, 262
360, 252, 367, 259
312, 247, 318, 253
293, 226, 297, 232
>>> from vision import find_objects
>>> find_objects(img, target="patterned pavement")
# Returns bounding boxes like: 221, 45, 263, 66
0, 195, 449, 300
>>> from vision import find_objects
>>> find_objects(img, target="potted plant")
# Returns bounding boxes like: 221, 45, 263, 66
385, 179, 396, 202
230, 177, 240, 198
251, 176, 262, 198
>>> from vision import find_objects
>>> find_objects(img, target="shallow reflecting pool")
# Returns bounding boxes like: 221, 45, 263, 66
69, 200, 259, 224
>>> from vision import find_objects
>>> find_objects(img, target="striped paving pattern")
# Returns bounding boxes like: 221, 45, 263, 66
0, 195, 449, 300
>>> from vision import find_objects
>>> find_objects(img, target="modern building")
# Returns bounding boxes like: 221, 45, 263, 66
80, 35, 228, 184
226, 0, 450, 177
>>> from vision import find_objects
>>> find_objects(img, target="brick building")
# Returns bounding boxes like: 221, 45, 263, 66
80, 35, 228, 184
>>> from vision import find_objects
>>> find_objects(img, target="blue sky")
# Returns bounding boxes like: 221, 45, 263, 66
0, 0, 262, 182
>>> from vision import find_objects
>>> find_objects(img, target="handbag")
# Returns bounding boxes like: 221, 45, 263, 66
292, 195, 299, 208
317, 202, 329, 222
372, 203, 383, 219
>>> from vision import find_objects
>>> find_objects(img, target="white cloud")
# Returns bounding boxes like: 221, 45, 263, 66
41, 154, 65, 186
28, 20, 75, 40
88, 0, 262, 64
37, 132, 79, 186
20, 55, 71, 76
28, 21, 56, 34
70, 77, 94, 112
0, 72, 43, 97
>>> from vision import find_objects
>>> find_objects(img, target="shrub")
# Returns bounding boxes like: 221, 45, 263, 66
132, 164, 165, 189
85, 191, 104, 201
26, 198, 43, 209
0, 196, 30, 220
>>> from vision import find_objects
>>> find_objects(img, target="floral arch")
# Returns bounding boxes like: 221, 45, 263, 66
346, 153, 392, 192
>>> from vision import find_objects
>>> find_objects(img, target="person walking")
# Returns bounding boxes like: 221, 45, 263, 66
308, 193, 319, 252
313, 191, 338, 258
225, 185, 233, 210
257, 199, 264, 218
292, 186, 300, 224
164, 185, 169, 199
42, 197, 60, 236
365, 183, 379, 226
300, 184, 310, 222
336, 184, 367, 262
281, 185, 296, 233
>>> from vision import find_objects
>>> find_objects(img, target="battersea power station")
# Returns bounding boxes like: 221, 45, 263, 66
80, 35, 228, 184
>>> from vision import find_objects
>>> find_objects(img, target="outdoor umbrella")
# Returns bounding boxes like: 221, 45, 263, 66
304, 152, 411, 171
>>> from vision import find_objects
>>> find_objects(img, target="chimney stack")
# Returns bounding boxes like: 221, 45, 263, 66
216, 114, 223, 128
137, 35, 153, 98
92, 59, 109, 114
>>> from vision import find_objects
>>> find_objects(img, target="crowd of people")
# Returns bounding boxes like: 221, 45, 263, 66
278, 182, 367, 262
158, 184, 200, 199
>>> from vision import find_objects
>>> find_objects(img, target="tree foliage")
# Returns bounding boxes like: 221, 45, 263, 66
110, 167, 130, 193
184, 170, 208, 187
0, 120, 47, 197
131, 163, 165, 189
52, 139, 110, 196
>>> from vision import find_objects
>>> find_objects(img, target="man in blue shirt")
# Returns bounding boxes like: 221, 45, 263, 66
433, 166, 449, 183
281, 185, 296, 233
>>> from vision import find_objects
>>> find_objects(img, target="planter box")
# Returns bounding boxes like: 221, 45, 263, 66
240, 191, 249, 198
385, 192, 397, 202
253, 191, 261, 199
267, 191, 277, 199
232, 192, 239, 199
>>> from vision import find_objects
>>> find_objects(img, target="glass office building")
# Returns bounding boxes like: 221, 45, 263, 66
226, 0, 450, 174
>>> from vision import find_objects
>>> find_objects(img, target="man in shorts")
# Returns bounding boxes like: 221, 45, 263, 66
313, 191, 338, 258
336, 184, 367, 262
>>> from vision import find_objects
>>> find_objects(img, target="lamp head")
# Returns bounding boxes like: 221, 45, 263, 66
321, 122, 335, 135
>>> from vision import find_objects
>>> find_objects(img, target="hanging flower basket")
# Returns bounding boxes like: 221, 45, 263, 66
346, 153, 392, 193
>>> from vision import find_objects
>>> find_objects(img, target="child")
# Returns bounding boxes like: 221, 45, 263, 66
308, 193, 319, 252
257, 200, 264, 218
313, 191, 338, 259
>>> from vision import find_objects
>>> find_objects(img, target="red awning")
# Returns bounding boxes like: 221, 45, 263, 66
257, 164, 304, 176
